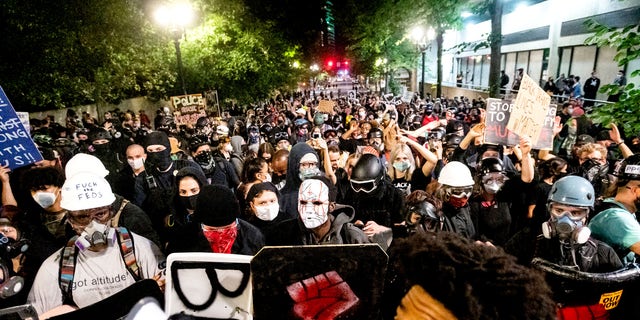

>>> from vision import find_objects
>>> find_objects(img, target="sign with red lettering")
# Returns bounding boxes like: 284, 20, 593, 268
171, 94, 207, 127
0, 86, 43, 169
484, 98, 556, 150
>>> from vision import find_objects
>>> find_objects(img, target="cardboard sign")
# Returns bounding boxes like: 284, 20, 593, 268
401, 91, 414, 103
348, 90, 356, 100
0, 86, 43, 169
165, 252, 253, 319
171, 94, 207, 127
507, 74, 551, 145
252, 244, 387, 320
485, 98, 556, 150
317, 100, 336, 114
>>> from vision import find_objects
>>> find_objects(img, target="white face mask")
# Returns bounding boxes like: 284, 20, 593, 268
127, 158, 145, 170
262, 173, 272, 183
224, 144, 234, 153
298, 180, 329, 229
255, 202, 279, 221
33, 191, 57, 209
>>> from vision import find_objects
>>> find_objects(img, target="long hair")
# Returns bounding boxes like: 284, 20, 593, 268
388, 144, 416, 181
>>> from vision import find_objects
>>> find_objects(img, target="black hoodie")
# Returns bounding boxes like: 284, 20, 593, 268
279, 143, 320, 220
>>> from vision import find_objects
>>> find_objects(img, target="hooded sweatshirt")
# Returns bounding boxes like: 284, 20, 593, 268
229, 135, 245, 177
266, 204, 369, 246
279, 143, 320, 220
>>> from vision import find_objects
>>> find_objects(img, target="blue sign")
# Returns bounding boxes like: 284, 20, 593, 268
0, 86, 43, 169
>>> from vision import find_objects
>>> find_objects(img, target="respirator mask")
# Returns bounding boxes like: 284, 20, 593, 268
75, 220, 115, 252
542, 206, 590, 244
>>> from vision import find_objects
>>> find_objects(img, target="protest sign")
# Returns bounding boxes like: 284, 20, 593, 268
507, 73, 551, 145
0, 86, 43, 169
317, 100, 336, 114
165, 252, 252, 319
484, 98, 556, 150
171, 94, 207, 126
401, 91, 414, 103
348, 90, 356, 100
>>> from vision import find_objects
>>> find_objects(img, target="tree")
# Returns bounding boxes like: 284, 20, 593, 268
585, 20, 640, 136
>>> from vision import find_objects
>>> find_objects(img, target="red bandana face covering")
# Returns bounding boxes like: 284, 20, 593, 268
201, 221, 238, 254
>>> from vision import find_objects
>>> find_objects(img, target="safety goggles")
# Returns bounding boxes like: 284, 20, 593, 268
67, 206, 111, 226
445, 187, 473, 199
274, 132, 288, 140
481, 173, 508, 185
548, 205, 589, 221
350, 179, 378, 193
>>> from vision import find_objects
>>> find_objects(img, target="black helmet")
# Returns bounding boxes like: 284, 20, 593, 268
188, 136, 209, 153
367, 128, 383, 139
443, 133, 462, 147
350, 154, 384, 193
196, 116, 211, 129
476, 143, 503, 163
260, 123, 273, 136
88, 128, 112, 143
477, 157, 505, 176
428, 127, 446, 141
612, 154, 640, 181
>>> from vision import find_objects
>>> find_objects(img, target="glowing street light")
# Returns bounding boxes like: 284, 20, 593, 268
155, 1, 194, 95
410, 25, 434, 99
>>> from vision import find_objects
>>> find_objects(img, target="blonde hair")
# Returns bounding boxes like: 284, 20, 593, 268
388, 144, 416, 181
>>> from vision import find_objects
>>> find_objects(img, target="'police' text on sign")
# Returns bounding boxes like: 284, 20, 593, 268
171, 94, 207, 127
0, 86, 43, 169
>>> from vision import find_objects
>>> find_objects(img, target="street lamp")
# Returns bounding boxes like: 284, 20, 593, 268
155, 2, 194, 95
410, 26, 434, 99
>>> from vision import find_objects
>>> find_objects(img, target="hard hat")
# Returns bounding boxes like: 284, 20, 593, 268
438, 161, 474, 187
65, 153, 109, 178
60, 172, 115, 211
547, 175, 595, 209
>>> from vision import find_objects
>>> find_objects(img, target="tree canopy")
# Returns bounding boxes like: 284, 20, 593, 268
0, 0, 302, 111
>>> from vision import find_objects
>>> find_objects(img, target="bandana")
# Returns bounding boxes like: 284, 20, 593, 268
201, 221, 238, 254
298, 179, 329, 229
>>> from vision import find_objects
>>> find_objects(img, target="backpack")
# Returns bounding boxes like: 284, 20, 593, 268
58, 227, 140, 305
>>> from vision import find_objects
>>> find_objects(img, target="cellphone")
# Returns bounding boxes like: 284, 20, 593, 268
312, 133, 321, 139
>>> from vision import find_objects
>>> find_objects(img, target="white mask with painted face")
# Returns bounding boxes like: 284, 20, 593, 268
298, 179, 329, 229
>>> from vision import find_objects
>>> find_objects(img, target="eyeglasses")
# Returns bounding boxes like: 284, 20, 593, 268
67, 207, 111, 226
446, 187, 473, 199
481, 173, 508, 185
350, 179, 378, 193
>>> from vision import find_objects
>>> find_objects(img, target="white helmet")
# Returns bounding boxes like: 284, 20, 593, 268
60, 172, 115, 211
438, 161, 474, 187
65, 153, 109, 178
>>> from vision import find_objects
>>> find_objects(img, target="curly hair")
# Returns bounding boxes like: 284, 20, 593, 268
538, 157, 568, 180
391, 232, 557, 320
20, 166, 65, 191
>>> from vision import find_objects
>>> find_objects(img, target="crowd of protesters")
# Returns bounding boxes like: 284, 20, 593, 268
1, 88, 640, 319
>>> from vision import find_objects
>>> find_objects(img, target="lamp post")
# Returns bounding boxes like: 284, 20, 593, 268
410, 26, 435, 99
155, 2, 194, 95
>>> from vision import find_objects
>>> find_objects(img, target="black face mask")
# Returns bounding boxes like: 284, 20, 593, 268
272, 173, 286, 186
146, 149, 172, 170
93, 142, 110, 155
194, 151, 215, 174
180, 194, 199, 211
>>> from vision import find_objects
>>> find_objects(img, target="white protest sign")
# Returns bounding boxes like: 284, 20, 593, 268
507, 73, 551, 145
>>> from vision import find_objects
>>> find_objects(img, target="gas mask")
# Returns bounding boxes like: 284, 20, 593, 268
32, 191, 58, 209
481, 173, 507, 194
0, 262, 23, 299
542, 210, 590, 244
75, 220, 115, 252
0, 236, 30, 259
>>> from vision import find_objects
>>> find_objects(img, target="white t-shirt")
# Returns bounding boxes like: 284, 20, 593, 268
28, 232, 164, 315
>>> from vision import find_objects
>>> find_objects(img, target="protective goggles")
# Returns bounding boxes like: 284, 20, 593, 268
445, 187, 473, 199
274, 132, 289, 140
481, 173, 508, 185
548, 204, 589, 221
350, 179, 378, 193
